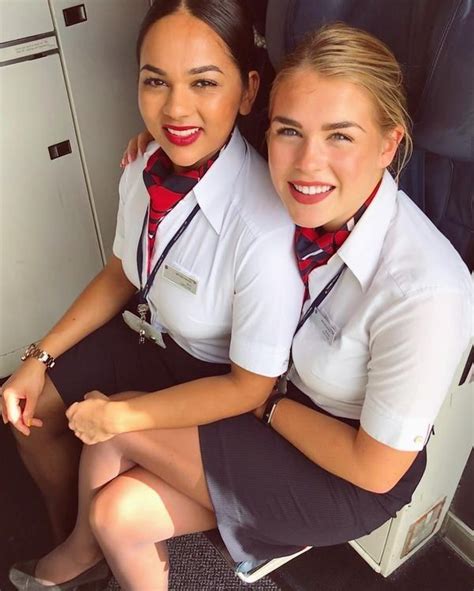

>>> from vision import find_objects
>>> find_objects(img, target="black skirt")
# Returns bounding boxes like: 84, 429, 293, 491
199, 383, 427, 562
49, 311, 230, 406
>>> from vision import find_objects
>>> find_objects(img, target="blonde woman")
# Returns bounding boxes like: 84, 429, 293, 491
11, 23, 471, 591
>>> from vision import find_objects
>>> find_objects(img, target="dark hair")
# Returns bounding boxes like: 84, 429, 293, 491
136, 0, 256, 85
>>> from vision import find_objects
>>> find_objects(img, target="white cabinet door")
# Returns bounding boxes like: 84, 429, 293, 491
0, 0, 53, 43
0, 53, 102, 377
49, 0, 150, 255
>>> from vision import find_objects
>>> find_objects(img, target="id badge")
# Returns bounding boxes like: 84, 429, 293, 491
314, 307, 339, 345
163, 263, 198, 295
122, 310, 166, 348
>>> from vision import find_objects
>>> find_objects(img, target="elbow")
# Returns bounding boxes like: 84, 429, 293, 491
364, 483, 394, 495
227, 371, 276, 411
359, 474, 400, 495
245, 384, 276, 411
351, 456, 401, 493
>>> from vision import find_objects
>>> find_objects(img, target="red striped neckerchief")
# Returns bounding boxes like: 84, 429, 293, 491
294, 180, 382, 298
142, 148, 218, 273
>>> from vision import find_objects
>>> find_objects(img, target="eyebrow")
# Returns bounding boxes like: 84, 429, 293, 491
271, 116, 366, 133
271, 116, 302, 128
140, 64, 224, 75
321, 121, 366, 132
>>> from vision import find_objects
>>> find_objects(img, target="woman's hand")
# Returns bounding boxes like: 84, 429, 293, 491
1, 360, 46, 435
120, 130, 154, 167
66, 390, 115, 445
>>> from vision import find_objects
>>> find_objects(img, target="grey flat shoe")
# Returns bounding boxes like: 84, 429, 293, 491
8, 558, 110, 591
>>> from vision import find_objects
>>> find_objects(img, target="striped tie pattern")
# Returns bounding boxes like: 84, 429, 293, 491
294, 180, 381, 296
143, 148, 217, 271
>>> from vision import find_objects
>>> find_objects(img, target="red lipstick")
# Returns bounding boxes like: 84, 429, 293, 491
288, 181, 335, 205
163, 125, 202, 146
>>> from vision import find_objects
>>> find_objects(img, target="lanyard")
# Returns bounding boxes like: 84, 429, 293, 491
278, 263, 346, 393
294, 264, 346, 336
135, 203, 200, 343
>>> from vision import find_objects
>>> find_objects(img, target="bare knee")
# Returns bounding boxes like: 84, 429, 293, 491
90, 483, 142, 545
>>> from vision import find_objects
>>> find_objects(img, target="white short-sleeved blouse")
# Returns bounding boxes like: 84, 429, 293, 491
290, 171, 472, 450
113, 128, 304, 377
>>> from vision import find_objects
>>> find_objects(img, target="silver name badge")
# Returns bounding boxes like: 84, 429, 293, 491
122, 310, 166, 348
314, 307, 339, 345
163, 264, 198, 295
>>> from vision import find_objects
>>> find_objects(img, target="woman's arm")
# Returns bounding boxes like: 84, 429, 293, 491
66, 363, 276, 444
261, 399, 417, 494
2, 255, 135, 432
38, 254, 135, 358
264, 287, 470, 494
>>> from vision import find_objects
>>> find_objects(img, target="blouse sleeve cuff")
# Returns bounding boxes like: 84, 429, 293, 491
229, 337, 290, 378
360, 401, 432, 451
112, 235, 123, 259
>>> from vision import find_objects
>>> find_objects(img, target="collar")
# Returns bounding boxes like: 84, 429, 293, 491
336, 170, 398, 292
192, 127, 247, 234
144, 127, 247, 235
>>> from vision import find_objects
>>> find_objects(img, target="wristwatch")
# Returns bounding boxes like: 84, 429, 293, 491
21, 343, 56, 369
262, 394, 286, 427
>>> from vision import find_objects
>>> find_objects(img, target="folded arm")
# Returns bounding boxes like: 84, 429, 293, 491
266, 400, 417, 494
66, 362, 276, 444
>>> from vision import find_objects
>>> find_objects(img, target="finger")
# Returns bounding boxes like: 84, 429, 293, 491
4, 392, 22, 424
120, 150, 128, 168
65, 402, 78, 420
126, 139, 138, 163
22, 395, 38, 427
74, 431, 88, 444
30, 417, 43, 428
3, 391, 29, 434
12, 418, 30, 436
84, 390, 102, 401
138, 132, 151, 155
1, 399, 7, 424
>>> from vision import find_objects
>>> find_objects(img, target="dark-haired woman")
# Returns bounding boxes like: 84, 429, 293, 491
5, 2, 303, 589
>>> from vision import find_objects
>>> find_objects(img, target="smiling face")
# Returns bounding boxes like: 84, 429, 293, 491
138, 10, 258, 172
268, 69, 401, 229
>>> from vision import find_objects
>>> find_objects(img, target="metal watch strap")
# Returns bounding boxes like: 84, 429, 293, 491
262, 394, 286, 427
21, 343, 56, 369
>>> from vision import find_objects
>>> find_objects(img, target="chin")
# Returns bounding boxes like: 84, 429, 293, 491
286, 204, 325, 229
163, 148, 200, 168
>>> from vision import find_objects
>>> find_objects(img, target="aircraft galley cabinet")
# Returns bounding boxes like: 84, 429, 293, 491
0, 0, 149, 378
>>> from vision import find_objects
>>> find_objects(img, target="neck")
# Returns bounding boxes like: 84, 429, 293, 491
171, 133, 233, 174
322, 174, 383, 231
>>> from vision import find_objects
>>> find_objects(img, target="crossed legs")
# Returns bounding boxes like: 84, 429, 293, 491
34, 424, 216, 591
92, 466, 216, 589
